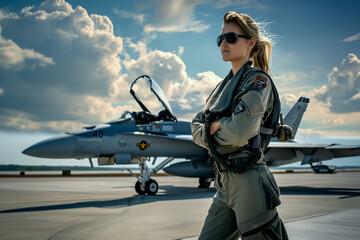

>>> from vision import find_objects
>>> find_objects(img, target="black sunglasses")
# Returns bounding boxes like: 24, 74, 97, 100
216, 32, 251, 47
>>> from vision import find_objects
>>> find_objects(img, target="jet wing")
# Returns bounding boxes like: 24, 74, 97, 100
268, 142, 360, 157
266, 142, 360, 166
122, 131, 360, 165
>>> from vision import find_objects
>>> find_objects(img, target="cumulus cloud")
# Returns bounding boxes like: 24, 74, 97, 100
0, 0, 222, 132
279, 93, 298, 115
276, 54, 360, 136
124, 49, 188, 93
123, 47, 221, 118
314, 53, 360, 113
169, 71, 221, 119
0, 26, 55, 70
0, 0, 125, 132
139, 0, 210, 33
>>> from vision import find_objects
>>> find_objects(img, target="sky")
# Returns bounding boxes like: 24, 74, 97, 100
0, 0, 359, 167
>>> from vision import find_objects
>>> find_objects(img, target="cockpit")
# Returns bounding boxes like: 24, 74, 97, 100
107, 75, 177, 125
106, 109, 174, 125
106, 111, 136, 124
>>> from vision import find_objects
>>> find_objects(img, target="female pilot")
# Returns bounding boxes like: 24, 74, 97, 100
191, 12, 288, 240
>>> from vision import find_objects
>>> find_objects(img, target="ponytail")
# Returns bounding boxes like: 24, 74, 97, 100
252, 38, 272, 74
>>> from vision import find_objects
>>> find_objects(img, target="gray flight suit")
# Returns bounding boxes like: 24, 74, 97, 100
191, 62, 288, 240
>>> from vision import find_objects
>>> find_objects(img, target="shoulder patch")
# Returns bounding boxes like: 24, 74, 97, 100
254, 75, 268, 88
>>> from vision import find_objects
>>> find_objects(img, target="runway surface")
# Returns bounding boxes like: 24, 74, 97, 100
0, 171, 359, 239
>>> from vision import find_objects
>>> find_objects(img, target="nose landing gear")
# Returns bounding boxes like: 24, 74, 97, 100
128, 156, 175, 195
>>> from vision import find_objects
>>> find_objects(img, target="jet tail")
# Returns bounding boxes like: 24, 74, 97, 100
284, 97, 309, 137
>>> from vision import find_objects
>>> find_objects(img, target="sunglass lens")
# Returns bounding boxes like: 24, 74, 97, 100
217, 35, 223, 47
217, 33, 238, 47
226, 33, 236, 44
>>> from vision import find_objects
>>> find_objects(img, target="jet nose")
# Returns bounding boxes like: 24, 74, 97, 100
22, 134, 76, 158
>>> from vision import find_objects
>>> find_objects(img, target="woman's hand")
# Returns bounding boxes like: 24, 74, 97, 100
210, 120, 221, 135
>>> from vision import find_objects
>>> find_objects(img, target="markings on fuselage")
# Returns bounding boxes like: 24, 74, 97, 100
137, 140, 150, 150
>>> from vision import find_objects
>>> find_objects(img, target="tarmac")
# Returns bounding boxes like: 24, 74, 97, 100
0, 171, 359, 239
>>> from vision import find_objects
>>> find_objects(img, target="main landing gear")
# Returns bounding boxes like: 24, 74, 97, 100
198, 177, 214, 188
128, 156, 175, 195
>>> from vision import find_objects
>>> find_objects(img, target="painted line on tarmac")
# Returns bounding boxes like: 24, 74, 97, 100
0, 195, 124, 205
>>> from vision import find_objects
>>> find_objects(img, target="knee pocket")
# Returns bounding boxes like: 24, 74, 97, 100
261, 180, 281, 210
260, 172, 281, 210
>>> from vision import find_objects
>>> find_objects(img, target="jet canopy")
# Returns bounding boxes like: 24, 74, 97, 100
129, 75, 176, 123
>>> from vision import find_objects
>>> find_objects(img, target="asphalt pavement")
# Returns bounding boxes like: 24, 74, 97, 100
0, 171, 359, 239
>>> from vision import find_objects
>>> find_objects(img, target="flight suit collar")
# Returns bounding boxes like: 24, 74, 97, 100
209, 61, 252, 113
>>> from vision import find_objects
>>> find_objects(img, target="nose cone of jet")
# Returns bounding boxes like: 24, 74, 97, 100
22, 134, 76, 158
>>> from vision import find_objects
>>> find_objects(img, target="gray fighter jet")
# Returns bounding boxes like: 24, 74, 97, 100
23, 75, 360, 195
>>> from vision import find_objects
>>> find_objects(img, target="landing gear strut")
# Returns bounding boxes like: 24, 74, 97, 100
128, 156, 175, 195
198, 177, 214, 188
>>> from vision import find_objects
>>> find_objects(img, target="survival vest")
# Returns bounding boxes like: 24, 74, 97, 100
204, 68, 293, 174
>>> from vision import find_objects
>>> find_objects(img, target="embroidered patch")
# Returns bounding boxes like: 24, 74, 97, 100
234, 103, 246, 115
254, 76, 268, 88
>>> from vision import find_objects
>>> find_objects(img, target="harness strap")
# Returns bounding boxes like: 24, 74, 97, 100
260, 126, 274, 135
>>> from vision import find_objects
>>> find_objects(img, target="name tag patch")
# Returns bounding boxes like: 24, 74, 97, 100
234, 103, 246, 115
254, 76, 268, 88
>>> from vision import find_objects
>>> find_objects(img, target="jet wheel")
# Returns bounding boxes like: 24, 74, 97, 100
198, 177, 211, 188
145, 179, 158, 195
135, 181, 146, 195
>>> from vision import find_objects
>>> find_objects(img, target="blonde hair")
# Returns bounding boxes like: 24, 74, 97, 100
223, 11, 272, 74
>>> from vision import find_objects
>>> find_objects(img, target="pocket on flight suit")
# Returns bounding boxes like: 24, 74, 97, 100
261, 181, 281, 210
260, 171, 281, 210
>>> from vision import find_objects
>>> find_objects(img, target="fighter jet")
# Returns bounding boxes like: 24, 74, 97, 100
23, 75, 360, 195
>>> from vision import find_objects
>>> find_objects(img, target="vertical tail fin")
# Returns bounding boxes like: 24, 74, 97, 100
284, 97, 309, 137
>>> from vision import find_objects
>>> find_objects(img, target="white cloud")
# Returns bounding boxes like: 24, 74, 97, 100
169, 71, 221, 119
112, 8, 145, 25
314, 53, 360, 113
274, 70, 320, 94
322, 118, 345, 126
140, 0, 210, 33
123, 48, 222, 119
178, 46, 184, 56
123, 49, 188, 94
297, 128, 360, 140
0, 26, 55, 70
144, 21, 209, 33
0, 0, 125, 131
0, 0, 221, 132
341, 32, 360, 42
276, 54, 360, 136
215, 0, 253, 8
279, 93, 298, 115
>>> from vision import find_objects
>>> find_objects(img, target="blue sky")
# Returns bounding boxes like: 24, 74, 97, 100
0, 0, 359, 167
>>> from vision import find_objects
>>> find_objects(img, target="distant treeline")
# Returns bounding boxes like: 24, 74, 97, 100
0, 164, 126, 171
1, 164, 359, 171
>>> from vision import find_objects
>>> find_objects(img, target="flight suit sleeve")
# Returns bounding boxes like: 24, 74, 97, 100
214, 72, 273, 149
191, 110, 208, 149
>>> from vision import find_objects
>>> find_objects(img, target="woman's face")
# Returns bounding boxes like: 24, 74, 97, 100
220, 22, 253, 63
